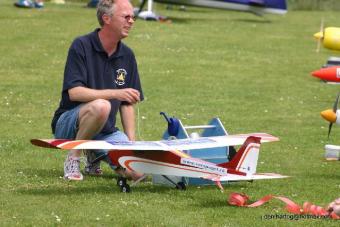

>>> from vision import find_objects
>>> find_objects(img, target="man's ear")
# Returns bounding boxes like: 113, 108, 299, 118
102, 14, 112, 25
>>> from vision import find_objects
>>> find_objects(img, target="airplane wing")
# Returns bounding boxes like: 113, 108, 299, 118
160, 133, 278, 150
31, 132, 278, 151
30, 139, 169, 150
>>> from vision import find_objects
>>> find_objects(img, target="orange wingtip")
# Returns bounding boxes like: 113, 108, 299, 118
320, 109, 336, 123
30, 139, 60, 149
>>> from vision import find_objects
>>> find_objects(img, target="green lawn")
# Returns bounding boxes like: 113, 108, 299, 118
0, 1, 339, 226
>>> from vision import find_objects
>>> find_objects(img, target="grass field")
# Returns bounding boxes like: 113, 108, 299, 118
0, 0, 340, 226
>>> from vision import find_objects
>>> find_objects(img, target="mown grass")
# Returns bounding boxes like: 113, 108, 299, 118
288, 0, 340, 10
0, 1, 339, 226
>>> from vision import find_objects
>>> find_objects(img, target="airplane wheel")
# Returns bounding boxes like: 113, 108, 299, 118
176, 182, 186, 190
117, 177, 130, 193
117, 176, 127, 187
120, 184, 131, 193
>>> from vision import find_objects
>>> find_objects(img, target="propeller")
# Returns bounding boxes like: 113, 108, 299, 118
320, 92, 340, 138
314, 18, 324, 53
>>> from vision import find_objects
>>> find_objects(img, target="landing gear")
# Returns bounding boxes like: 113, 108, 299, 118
162, 175, 187, 190
117, 176, 131, 193
175, 181, 186, 191
120, 184, 130, 193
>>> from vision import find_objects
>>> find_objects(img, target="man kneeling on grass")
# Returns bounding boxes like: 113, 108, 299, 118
51, 0, 144, 181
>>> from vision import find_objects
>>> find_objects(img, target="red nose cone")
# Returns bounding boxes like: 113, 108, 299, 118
311, 66, 340, 82
311, 69, 322, 79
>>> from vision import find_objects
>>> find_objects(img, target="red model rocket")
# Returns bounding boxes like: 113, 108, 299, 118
311, 66, 340, 83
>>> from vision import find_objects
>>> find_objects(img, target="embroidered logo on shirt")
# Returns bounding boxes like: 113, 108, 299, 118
115, 69, 127, 86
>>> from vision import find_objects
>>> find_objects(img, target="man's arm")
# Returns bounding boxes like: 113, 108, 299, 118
119, 104, 136, 141
68, 86, 140, 104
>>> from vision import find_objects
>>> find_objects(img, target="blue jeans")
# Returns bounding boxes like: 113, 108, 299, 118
54, 105, 128, 169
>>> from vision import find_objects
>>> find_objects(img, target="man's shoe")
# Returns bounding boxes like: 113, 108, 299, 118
64, 155, 83, 181
84, 163, 103, 176
84, 151, 103, 176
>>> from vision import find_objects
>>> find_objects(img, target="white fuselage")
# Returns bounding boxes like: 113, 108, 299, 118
118, 156, 228, 178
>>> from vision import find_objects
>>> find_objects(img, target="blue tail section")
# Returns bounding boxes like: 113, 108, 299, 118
228, 0, 287, 10
220, 0, 287, 13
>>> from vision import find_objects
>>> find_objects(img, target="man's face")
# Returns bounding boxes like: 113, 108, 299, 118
108, 0, 135, 39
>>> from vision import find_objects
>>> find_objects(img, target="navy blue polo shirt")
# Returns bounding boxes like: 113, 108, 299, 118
51, 28, 143, 135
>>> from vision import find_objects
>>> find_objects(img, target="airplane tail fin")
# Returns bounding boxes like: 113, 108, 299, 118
218, 136, 261, 175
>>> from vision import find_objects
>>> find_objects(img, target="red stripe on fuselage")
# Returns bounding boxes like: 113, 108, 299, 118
227, 169, 247, 176
108, 149, 182, 166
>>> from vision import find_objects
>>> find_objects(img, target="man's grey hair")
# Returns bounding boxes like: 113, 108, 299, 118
97, 0, 116, 27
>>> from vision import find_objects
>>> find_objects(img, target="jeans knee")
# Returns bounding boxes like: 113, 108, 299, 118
87, 99, 111, 122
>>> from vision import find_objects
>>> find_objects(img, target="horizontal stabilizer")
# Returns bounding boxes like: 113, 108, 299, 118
217, 173, 289, 181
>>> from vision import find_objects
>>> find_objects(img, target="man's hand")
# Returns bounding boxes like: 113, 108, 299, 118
113, 88, 140, 104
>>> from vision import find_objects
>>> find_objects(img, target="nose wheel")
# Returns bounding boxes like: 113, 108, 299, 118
117, 176, 131, 193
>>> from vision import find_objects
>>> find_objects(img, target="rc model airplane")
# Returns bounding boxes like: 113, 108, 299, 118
321, 92, 340, 138
314, 19, 340, 52
31, 133, 287, 192
311, 66, 340, 84
136, 0, 287, 20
